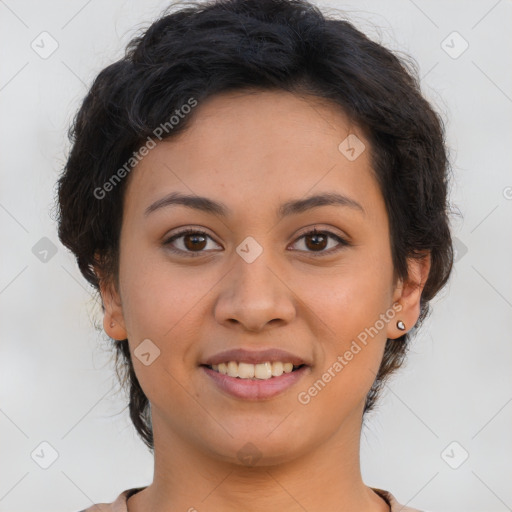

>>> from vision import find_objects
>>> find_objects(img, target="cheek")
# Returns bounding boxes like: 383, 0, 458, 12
116, 249, 201, 410
296, 250, 395, 342
293, 251, 394, 396
118, 243, 207, 340
291, 281, 390, 424
116, 244, 219, 398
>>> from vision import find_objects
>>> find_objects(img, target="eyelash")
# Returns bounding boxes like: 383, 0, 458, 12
163, 228, 350, 258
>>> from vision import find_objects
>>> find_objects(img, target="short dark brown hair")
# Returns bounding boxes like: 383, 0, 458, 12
56, 0, 454, 451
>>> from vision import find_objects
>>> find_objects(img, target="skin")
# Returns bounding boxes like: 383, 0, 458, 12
99, 89, 430, 512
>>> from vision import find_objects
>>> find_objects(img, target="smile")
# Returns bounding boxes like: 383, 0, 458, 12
206, 361, 304, 380
201, 363, 310, 400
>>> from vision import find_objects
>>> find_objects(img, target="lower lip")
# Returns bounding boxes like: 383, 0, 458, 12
201, 365, 310, 400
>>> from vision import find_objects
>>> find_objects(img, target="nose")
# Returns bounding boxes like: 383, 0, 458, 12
213, 246, 296, 333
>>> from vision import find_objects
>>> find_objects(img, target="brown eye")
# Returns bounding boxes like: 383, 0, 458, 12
164, 227, 349, 258
304, 231, 328, 251
164, 229, 221, 256
291, 228, 349, 256
183, 232, 207, 251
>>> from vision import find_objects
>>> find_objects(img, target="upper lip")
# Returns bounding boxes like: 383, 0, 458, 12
201, 348, 310, 367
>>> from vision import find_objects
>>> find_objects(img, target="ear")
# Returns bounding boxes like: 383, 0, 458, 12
94, 255, 128, 341
99, 277, 128, 340
387, 251, 431, 339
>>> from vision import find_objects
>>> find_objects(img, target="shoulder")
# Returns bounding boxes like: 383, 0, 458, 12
76, 486, 147, 512
77, 505, 114, 512
372, 487, 429, 512
79, 486, 431, 512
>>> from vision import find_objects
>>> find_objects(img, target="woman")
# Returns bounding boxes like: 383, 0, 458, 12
57, 0, 453, 510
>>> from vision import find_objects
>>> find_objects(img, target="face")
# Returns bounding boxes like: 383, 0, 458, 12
102, 89, 427, 466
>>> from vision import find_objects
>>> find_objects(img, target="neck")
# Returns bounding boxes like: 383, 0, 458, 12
127, 409, 389, 512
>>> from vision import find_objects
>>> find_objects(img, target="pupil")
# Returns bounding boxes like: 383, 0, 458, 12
307, 233, 326, 251
185, 234, 206, 250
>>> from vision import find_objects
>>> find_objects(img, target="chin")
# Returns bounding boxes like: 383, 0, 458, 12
198, 428, 305, 467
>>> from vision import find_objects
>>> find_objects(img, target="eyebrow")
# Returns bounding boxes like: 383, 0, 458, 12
144, 191, 365, 218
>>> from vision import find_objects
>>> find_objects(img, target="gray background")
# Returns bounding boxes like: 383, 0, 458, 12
0, 0, 511, 511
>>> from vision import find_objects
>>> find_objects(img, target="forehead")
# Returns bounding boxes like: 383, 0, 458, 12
122, 89, 382, 222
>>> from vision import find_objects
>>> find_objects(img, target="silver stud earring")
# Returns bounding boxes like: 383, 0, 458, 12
397, 320, 406, 331
110, 321, 115, 328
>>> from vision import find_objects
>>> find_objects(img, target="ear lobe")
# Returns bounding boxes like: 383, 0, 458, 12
387, 251, 431, 339
97, 272, 128, 341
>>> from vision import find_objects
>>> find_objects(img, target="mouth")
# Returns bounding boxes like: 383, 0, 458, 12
201, 361, 307, 380
200, 348, 311, 400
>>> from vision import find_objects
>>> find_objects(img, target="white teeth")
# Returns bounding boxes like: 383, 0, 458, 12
238, 362, 255, 379
227, 361, 238, 377
254, 362, 272, 379
271, 361, 284, 377
209, 361, 300, 379
283, 362, 293, 373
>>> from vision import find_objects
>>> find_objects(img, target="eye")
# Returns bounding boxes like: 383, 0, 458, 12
290, 228, 349, 256
163, 227, 349, 258
163, 229, 221, 257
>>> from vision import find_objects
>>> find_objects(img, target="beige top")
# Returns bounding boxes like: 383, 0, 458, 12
79, 486, 424, 511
